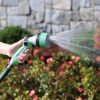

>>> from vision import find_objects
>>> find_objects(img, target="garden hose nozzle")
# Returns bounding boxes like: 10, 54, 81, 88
0, 32, 50, 82
29, 32, 50, 48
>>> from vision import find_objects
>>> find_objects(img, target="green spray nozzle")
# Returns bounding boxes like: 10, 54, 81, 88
36, 32, 49, 48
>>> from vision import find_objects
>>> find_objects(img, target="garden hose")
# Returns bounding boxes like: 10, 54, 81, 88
0, 32, 50, 82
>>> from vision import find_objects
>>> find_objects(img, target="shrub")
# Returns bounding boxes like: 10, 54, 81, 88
0, 26, 31, 44
0, 50, 99, 100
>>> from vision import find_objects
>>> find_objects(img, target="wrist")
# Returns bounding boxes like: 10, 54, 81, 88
0, 42, 11, 57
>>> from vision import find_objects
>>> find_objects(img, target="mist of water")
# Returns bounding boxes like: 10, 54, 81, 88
49, 27, 100, 60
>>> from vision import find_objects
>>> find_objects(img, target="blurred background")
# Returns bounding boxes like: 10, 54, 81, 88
0, 0, 99, 34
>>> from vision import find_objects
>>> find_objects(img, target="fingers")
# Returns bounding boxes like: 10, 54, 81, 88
25, 49, 32, 54
18, 49, 32, 63
18, 53, 28, 63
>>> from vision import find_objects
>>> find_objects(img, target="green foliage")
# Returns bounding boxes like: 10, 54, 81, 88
0, 26, 31, 44
0, 50, 99, 100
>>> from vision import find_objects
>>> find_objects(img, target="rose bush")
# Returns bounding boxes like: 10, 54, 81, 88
0, 48, 100, 100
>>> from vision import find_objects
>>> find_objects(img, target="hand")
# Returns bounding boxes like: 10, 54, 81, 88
8, 39, 32, 63
17, 49, 32, 63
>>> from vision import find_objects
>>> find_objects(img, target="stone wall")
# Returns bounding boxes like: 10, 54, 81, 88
0, 0, 99, 34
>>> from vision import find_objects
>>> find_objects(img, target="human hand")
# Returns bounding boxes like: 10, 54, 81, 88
17, 49, 32, 63
8, 39, 32, 63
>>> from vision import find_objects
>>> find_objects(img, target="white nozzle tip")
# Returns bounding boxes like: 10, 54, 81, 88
28, 35, 37, 45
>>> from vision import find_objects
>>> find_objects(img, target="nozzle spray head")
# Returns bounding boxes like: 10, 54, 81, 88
28, 32, 50, 48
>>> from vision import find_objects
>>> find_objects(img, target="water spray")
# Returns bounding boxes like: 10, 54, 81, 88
0, 27, 100, 82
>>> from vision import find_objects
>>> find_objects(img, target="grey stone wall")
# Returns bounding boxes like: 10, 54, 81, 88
0, 0, 99, 34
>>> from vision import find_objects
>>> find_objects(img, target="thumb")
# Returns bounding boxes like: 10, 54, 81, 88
15, 38, 24, 47
11, 38, 24, 49
8, 38, 24, 57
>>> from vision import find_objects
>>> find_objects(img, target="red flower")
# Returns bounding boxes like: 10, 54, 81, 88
28, 60, 33, 64
46, 57, 53, 63
29, 90, 35, 97
76, 97, 83, 100
61, 63, 66, 69
71, 55, 76, 60
40, 56, 45, 60
75, 56, 80, 62
68, 61, 74, 66
57, 67, 64, 72
33, 95, 38, 100
33, 49, 39, 55
71, 56, 80, 62
57, 63, 66, 72
77, 86, 84, 93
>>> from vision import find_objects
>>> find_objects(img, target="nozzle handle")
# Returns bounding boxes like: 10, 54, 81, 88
11, 37, 33, 65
